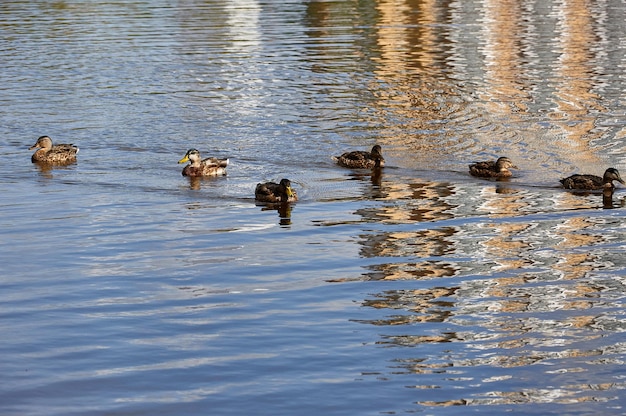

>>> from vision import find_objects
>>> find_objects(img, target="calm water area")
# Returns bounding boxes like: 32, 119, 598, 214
2, 1, 626, 415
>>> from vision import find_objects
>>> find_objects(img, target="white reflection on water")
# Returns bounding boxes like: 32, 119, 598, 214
92, 353, 277, 377
225, 0, 261, 51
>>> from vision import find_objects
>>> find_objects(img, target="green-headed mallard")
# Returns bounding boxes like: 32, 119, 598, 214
255, 178, 298, 203
29, 135, 79, 164
334, 145, 384, 169
469, 156, 517, 178
560, 167, 625, 190
178, 148, 228, 177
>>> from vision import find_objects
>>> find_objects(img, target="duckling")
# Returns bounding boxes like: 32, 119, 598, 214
469, 156, 517, 178
334, 145, 384, 169
29, 135, 79, 164
178, 149, 228, 177
560, 167, 625, 190
255, 178, 298, 203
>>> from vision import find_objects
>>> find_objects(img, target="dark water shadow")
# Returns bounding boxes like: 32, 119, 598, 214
183, 175, 228, 190
32, 161, 78, 179
256, 201, 294, 226
603, 189, 625, 209
345, 167, 387, 199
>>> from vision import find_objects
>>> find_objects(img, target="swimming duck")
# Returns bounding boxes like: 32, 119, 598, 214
178, 149, 229, 177
255, 178, 298, 203
334, 145, 384, 169
560, 167, 625, 190
469, 156, 517, 178
29, 135, 79, 164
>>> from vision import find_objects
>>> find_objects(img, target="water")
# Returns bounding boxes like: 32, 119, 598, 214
1, 1, 626, 415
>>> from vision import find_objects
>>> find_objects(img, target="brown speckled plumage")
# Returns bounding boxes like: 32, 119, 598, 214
334, 145, 384, 169
469, 156, 517, 178
178, 149, 228, 177
560, 168, 625, 190
29, 136, 78, 164
255, 178, 298, 203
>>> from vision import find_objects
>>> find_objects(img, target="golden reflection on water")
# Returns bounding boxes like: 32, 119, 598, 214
360, 0, 618, 177
350, 164, 626, 404
362, 283, 626, 406
350, 176, 464, 281
365, 0, 475, 167
359, 179, 458, 224
480, 0, 530, 114
552, 0, 606, 116
475, 185, 530, 217
548, 0, 605, 168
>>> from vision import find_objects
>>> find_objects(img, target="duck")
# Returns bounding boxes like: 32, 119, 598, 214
255, 178, 298, 203
560, 167, 625, 190
334, 145, 384, 169
469, 156, 517, 178
29, 135, 79, 164
178, 149, 228, 177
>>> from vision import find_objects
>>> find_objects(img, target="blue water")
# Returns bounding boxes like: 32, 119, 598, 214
2, 1, 626, 415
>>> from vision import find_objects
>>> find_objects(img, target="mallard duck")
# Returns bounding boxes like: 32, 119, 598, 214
255, 178, 298, 203
560, 167, 625, 190
178, 149, 228, 177
334, 145, 384, 169
469, 156, 517, 178
29, 135, 79, 164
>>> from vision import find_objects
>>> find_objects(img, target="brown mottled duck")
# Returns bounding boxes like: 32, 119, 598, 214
178, 149, 229, 177
29, 136, 79, 164
334, 145, 384, 169
560, 167, 625, 190
469, 156, 517, 178
255, 178, 298, 203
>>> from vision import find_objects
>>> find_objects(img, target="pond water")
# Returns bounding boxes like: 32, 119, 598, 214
1, 1, 626, 415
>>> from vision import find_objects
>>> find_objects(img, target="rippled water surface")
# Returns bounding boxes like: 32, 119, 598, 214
2, 1, 626, 415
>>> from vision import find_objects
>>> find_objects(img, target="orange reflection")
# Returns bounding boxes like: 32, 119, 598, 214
480, 0, 530, 114
549, 0, 605, 164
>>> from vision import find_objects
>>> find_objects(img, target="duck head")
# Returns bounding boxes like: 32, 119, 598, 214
603, 168, 625, 187
279, 178, 295, 199
495, 157, 518, 172
178, 149, 201, 166
29, 136, 53, 151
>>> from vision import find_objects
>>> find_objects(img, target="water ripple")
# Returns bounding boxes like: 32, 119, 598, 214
3, 1, 626, 415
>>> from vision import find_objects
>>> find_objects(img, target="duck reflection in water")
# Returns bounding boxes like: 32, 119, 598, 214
258, 202, 293, 226
32, 161, 55, 179
347, 166, 386, 199
367, 166, 386, 199
184, 175, 227, 190
32, 160, 76, 179
187, 176, 202, 190
602, 188, 625, 209
494, 182, 517, 194
256, 201, 294, 226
